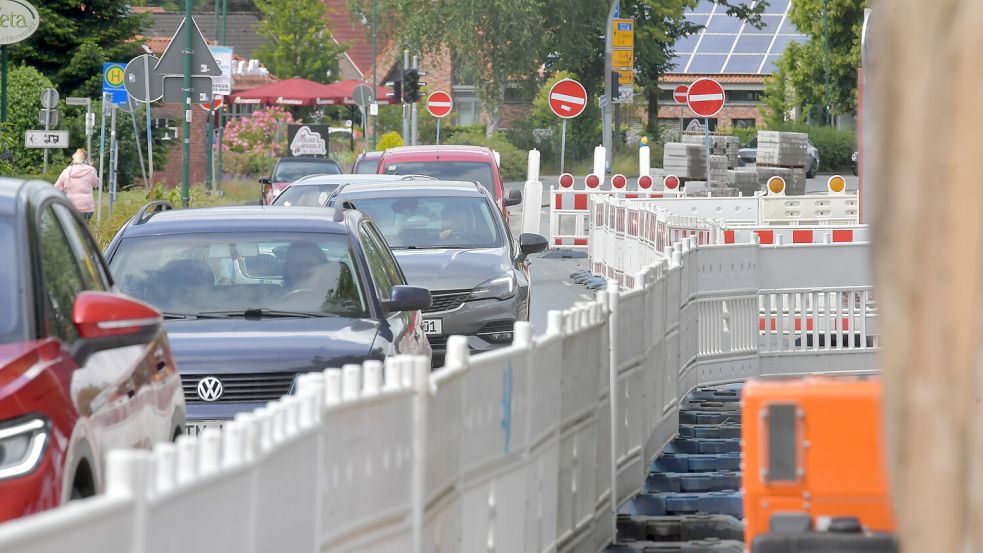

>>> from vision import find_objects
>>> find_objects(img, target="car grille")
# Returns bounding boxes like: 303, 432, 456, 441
425, 290, 470, 314
427, 335, 449, 352
181, 373, 295, 404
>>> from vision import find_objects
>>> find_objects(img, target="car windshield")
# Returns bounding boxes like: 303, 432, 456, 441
354, 157, 381, 174
344, 195, 503, 250
273, 184, 340, 207
0, 220, 21, 344
273, 160, 341, 182
109, 232, 368, 318
383, 161, 497, 200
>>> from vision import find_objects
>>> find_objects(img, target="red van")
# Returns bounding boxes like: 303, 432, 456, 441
377, 145, 520, 215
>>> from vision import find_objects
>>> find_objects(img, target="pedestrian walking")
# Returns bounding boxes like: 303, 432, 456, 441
54, 148, 99, 221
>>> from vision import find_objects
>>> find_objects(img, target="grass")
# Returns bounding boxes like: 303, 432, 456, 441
87, 180, 259, 249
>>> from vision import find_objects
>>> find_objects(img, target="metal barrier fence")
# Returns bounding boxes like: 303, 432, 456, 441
0, 237, 877, 553
551, 189, 861, 250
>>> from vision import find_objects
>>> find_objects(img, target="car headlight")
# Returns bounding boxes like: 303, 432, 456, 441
0, 416, 49, 480
469, 275, 516, 301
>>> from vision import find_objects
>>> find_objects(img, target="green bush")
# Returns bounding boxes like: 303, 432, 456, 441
376, 131, 404, 151
768, 123, 856, 172
451, 131, 526, 181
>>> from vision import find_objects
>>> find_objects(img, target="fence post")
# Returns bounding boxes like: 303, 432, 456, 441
106, 449, 153, 553
410, 355, 430, 553
606, 280, 621, 539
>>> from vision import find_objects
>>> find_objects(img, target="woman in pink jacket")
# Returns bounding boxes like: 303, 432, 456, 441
54, 148, 99, 221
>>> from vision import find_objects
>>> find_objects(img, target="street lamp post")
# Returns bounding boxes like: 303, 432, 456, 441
823, 0, 831, 126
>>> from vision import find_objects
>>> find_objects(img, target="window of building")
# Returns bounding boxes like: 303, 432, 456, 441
732, 118, 757, 128
659, 88, 676, 102
504, 78, 537, 104
726, 90, 762, 103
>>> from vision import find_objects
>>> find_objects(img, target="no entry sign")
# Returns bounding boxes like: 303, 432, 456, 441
673, 85, 689, 104
686, 78, 725, 118
426, 90, 453, 118
548, 78, 588, 119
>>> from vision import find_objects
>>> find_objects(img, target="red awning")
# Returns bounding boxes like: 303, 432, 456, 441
229, 78, 395, 107
228, 77, 339, 106
315, 79, 395, 106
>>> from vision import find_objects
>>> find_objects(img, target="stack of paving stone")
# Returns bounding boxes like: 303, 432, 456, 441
708, 155, 729, 185
683, 181, 740, 197
756, 131, 809, 167
728, 169, 760, 196
756, 165, 807, 195
663, 142, 706, 179
683, 134, 740, 168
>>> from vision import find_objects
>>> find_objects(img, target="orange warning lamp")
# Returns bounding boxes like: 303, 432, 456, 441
827, 175, 846, 194
767, 176, 786, 196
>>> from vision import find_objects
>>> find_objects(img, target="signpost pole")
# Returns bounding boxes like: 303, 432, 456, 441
603, 0, 618, 173
85, 102, 92, 164
128, 98, 149, 189
42, 101, 50, 174
206, 103, 214, 191
371, 0, 377, 149
144, 54, 154, 187
1, 46, 7, 123
560, 119, 567, 176
109, 104, 117, 219
97, 93, 107, 224
435, 117, 440, 147
411, 55, 419, 146
181, 1, 193, 207
705, 116, 710, 184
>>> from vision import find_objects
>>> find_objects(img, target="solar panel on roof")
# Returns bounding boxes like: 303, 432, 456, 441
671, 0, 807, 75
699, 34, 738, 53
688, 55, 728, 73
725, 54, 766, 73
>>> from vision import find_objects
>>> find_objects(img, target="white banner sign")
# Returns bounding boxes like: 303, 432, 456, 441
210, 46, 234, 95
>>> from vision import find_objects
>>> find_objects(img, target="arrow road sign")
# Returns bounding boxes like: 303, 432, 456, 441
687, 77, 725, 118
548, 78, 588, 119
25, 130, 68, 149
162, 76, 213, 104
673, 85, 689, 104
352, 84, 374, 108
154, 17, 221, 77
124, 54, 164, 103
426, 91, 453, 118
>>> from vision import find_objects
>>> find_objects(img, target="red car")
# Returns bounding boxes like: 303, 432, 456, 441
0, 181, 184, 522
377, 145, 521, 215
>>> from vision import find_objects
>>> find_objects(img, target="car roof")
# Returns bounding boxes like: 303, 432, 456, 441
379, 145, 494, 163
290, 174, 405, 186
276, 157, 340, 164
332, 180, 486, 199
119, 205, 355, 237
359, 151, 383, 159
0, 179, 26, 216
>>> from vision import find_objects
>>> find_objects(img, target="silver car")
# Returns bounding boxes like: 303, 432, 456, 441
326, 181, 548, 366
271, 173, 411, 207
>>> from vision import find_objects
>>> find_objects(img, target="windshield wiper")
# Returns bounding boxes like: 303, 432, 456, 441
193, 308, 334, 319
161, 312, 192, 320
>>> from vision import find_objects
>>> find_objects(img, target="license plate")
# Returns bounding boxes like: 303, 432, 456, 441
423, 318, 442, 335
185, 420, 225, 436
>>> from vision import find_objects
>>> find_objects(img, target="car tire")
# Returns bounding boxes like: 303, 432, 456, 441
69, 460, 96, 500
806, 160, 817, 179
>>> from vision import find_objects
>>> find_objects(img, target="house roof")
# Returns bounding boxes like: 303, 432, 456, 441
659, 74, 768, 85
144, 11, 266, 59
323, 0, 391, 80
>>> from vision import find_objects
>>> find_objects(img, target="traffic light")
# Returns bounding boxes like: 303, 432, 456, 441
403, 69, 420, 103
610, 71, 620, 94
391, 72, 403, 103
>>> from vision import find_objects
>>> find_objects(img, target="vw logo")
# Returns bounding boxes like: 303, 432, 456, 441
197, 376, 224, 402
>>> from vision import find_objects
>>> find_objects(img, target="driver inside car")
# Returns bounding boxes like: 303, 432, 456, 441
438, 205, 475, 242
280, 241, 336, 303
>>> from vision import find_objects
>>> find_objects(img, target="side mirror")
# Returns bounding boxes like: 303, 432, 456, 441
504, 189, 522, 207
518, 233, 548, 258
382, 285, 432, 313
70, 291, 162, 365
258, 176, 272, 185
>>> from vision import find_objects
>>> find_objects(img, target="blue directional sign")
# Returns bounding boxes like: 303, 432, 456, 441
102, 62, 129, 105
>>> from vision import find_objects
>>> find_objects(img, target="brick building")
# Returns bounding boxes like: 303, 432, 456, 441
656, 0, 807, 133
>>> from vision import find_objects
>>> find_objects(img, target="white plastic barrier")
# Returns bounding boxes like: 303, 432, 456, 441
0, 239, 878, 553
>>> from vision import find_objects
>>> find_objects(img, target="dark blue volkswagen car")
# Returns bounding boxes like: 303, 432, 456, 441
104, 202, 431, 433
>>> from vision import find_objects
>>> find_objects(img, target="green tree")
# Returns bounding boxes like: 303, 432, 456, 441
255, 0, 348, 83
8, 1, 146, 97
359, 0, 551, 135
762, 0, 867, 123
0, 65, 56, 172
